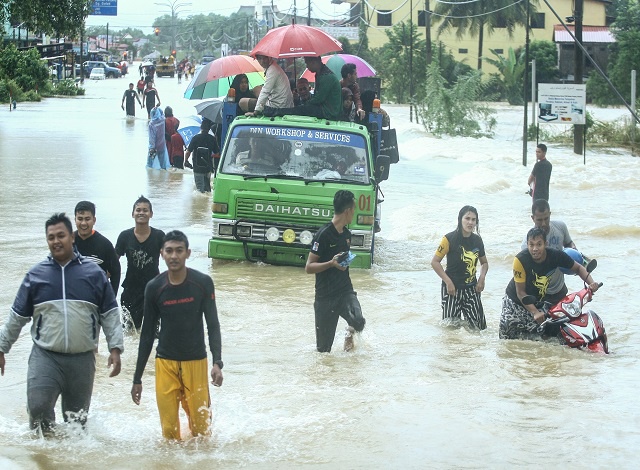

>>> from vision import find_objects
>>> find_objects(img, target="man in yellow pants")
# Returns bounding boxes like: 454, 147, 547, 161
131, 230, 223, 439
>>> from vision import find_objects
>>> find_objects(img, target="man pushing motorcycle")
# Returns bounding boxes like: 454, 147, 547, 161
500, 227, 600, 340
521, 199, 593, 302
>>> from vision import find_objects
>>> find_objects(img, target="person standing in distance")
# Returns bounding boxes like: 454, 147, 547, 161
121, 82, 142, 117
116, 196, 165, 331
131, 231, 223, 440
184, 119, 219, 193
305, 190, 366, 353
0, 213, 123, 433
431, 205, 489, 330
74, 200, 121, 296
528, 143, 552, 201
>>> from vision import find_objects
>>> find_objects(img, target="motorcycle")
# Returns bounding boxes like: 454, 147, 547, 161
523, 272, 608, 353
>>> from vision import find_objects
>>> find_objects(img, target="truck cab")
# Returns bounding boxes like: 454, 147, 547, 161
209, 103, 397, 268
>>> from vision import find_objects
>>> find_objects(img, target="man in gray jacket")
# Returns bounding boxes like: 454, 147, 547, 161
0, 213, 124, 434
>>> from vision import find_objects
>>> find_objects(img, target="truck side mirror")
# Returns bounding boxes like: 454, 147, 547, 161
375, 155, 390, 182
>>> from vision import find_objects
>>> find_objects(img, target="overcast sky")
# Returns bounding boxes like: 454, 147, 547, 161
85, 0, 352, 32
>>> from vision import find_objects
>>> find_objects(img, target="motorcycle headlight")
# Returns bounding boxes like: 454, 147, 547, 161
561, 296, 582, 318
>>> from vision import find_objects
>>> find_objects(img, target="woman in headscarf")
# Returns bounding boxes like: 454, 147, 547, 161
231, 73, 257, 114
147, 106, 171, 170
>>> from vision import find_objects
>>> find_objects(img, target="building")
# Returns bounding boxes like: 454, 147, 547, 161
336, 0, 610, 76
553, 25, 614, 80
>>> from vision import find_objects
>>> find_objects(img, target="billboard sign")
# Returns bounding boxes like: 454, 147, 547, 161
537, 83, 586, 125
91, 0, 117, 16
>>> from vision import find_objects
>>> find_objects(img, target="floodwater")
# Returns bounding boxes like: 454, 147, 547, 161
0, 71, 639, 469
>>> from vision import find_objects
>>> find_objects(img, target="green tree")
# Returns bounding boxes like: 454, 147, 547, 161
416, 60, 496, 137
433, 0, 535, 71
527, 40, 559, 84
0, 44, 50, 92
486, 47, 525, 104
3, 0, 92, 38
369, 22, 425, 103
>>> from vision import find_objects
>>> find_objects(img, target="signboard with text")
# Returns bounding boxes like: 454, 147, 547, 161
320, 26, 359, 41
90, 0, 117, 16
537, 83, 586, 125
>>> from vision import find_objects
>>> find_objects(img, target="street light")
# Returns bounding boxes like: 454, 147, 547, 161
154, 0, 191, 54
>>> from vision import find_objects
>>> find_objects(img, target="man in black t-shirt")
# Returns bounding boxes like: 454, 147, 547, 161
305, 190, 365, 353
116, 195, 165, 330
131, 230, 223, 440
528, 143, 552, 201
500, 227, 599, 340
185, 119, 219, 193
73, 200, 121, 296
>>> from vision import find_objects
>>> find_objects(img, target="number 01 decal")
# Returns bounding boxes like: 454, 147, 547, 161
358, 194, 371, 211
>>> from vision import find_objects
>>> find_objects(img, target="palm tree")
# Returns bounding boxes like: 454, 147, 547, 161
433, 0, 536, 71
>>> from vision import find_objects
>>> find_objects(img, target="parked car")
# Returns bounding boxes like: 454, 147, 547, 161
83, 61, 121, 78
90, 67, 106, 80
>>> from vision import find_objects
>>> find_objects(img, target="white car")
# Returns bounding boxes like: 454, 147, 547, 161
90, 67, 105, 80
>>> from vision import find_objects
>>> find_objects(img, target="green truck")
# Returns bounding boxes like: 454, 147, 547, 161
208, 104, 397, 268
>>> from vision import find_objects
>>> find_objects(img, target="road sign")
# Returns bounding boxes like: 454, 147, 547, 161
90, 0, 117, 16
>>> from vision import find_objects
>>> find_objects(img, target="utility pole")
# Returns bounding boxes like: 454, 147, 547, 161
409, 0, 414, 122
307, 0, 311, 25
106, 22, 109, 52
425, 0, 432, 65
522, 0, 530, 166
573, 0, 584, 154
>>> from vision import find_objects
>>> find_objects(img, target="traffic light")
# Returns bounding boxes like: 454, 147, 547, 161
154, 28, 160, 36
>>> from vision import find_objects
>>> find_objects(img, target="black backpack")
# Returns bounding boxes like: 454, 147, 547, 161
194, 146, 212, 172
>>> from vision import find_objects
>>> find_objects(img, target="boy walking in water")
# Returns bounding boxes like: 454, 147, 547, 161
131, 231, 223, 440
306, 190, 366, 352
116, 196, 165, 330
74, 200, 121, 296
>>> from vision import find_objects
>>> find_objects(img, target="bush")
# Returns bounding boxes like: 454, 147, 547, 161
23, 90, 41, 101
0, 78, 25, 103
416, 61, 496, 138
52, 79, 83, 96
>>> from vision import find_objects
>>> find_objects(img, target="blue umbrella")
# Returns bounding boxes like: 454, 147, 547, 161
177, 115, 202, 147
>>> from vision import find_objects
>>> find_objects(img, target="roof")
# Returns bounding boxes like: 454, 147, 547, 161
553, 25, 614, 43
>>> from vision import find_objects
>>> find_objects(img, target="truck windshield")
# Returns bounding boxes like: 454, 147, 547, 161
219, 125, 370, 183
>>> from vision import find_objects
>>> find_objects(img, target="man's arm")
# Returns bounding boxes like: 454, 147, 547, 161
570, 262, 599, 292
254, 67, 274, 112
431, 236, 454, 295
105, 240, 121, 296
132, 283, 159, 386
203, 278, 223, 387
515, 279, 544, 323
305, 251, 346, 274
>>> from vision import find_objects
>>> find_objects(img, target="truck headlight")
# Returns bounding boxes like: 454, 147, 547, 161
237, 225, 252, 237
299, 230, 313, 245
266, 227, 279, 242
351, 234, 365, 247
212, 202, 228, 214
218, 224, 233, 236
357, 214, 375, 225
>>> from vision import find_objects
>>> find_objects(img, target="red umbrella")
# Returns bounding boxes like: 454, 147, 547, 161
201, 55, 264, 81
251, 24, 342, 59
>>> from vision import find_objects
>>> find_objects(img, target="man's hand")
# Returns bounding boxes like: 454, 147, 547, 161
121, 104, 125, 110
245, 112, 256, 117
533, 309, 546, 324
0, 352, 5, 376
357, 108, 365, 119
331, 254, 347, 272
475, 277, 485, 293
211, 364, 223, 387
131, 384, 142, 405
589, 282, 600, 293
108, 349, 121, 377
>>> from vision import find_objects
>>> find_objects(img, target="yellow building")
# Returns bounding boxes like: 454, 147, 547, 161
338, 0, 608, 75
